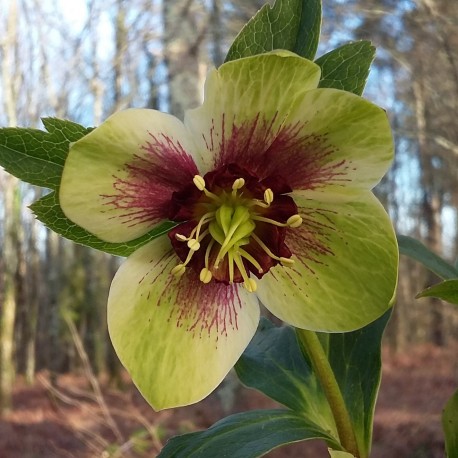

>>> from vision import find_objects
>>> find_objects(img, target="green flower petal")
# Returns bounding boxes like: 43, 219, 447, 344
256, 192, 398, 332
284, 88, 393, 193
108, 236, 260, 410
185, 52, 321, 173
60, 109, 199, 243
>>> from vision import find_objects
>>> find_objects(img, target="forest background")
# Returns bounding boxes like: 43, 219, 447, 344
0, 0, 457, 456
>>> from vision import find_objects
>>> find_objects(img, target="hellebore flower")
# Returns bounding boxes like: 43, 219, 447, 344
60, 51, 398, 410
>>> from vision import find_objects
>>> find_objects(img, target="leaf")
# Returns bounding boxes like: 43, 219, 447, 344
225, 0, 321, 62
416, 279, 458, 305
0, 118, 91, 189
321, 309, 392, 458
315, 41, 375, 96
397, 234, 458, 280
443, 389, 458, 458
235, 319, 337, 439
31, 192, 176, 257
235, 310, 391, 458
159, 409, 341, 458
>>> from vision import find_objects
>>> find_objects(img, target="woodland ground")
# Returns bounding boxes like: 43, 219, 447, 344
0, 343, 456, 458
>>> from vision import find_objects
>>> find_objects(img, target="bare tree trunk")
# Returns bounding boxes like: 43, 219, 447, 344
211, 0, 224, 66
1, 0, 18, 126
112, 0, 128, 113
0, 0, 20, 414
23, 188, 43, 384
0, 176, 20, 414
45, 231, 63, 385
163, 0, 204, 119
413, 79, 445, 346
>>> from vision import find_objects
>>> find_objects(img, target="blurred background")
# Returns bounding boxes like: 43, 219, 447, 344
0, 0, 457, 457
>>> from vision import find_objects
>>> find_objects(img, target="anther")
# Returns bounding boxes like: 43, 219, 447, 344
232, 178, 245, 191
199, 268, 212, 284
280, 257, 295, 266
193, 175, 206, 191
171, 264, 186, 277
175, 233, 188, 242
244, 278, 257, 293
264, 188, 274, 205
187, 239, 200, 251
287, 214, 303, 228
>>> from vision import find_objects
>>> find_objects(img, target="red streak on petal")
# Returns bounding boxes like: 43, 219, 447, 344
204, 114, 352, 192
101, 133, 198, 227
286, 206, 338, 275
167, 273, 242, 339
138, 250, 242, 339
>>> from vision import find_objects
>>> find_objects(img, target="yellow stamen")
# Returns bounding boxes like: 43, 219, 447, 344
193, 175, 206, 190
251, 213, 303, 228
251, 233, 284, 263
188, 211, 215, 241
175, 233, 188, 242
249, 200, 270, 209
287, 214, 303, 228
193, 174, 222, 202
171, 264, 186, 277
264, 188, 274, 205
280, 256, 295, 266
232, 177, 245, 191
199, 268, 212, 283
233, 253, 256, 292
244, 277, 257, 292
187, 239, 200, 251
238, 248, 263, 274
204, 239, 215, 269
251, 215, 288, 226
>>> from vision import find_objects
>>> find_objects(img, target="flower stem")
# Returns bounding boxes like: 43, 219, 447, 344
296, 329, 360, 458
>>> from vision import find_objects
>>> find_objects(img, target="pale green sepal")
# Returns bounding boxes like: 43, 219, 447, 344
185, 53, 321, 173
286, 88, 393, 192
60, 108, 199, 243
108, 236, 260, 410
256, 192, 398, 332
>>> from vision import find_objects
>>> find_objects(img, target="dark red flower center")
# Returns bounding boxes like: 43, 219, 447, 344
167, 163, 301, 292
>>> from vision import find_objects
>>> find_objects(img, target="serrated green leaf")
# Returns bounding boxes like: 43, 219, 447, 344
416, 279, 458, 305
443, 389, 458, 458
159, 409, 341, 458
225, 0, 321, 62
31, 192, 176, 257
235, 319, 337, 439
0, 119, 91, 189
315, 41, 375, 96
320, 309, 392, 458
397, 234, 458, 280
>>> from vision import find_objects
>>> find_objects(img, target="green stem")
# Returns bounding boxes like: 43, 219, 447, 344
297, 329, 360, 458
